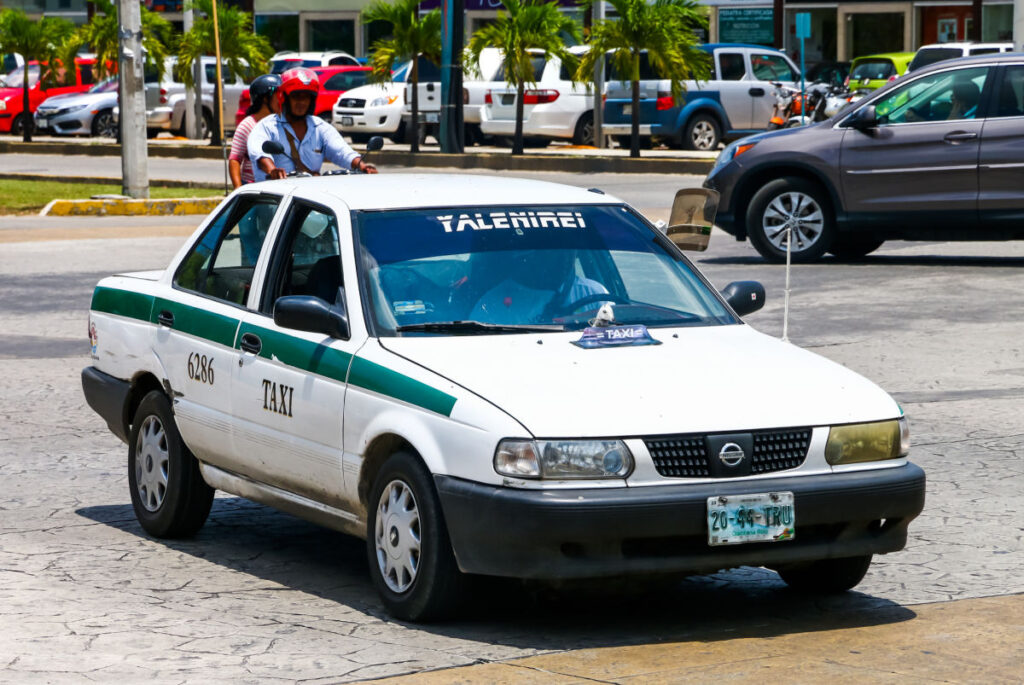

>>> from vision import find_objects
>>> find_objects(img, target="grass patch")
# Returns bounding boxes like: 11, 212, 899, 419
0, 179, 225, 214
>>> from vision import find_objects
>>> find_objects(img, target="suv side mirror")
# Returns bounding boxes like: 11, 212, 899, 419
846, 104, 878, 130
720, 281, 765, 316
274, 296, 349, 339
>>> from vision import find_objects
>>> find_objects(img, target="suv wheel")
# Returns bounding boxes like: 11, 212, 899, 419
776, 555, 873, 593
572, 111, 594, 146
746, 176, 835, 263
683, 113, 720, 151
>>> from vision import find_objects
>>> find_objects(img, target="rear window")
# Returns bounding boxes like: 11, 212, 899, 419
604, 53, 659, 82
323, 71, 369, 92
851, 59, 896, 80
495, 55, 545, 82
908, 48, 962, 72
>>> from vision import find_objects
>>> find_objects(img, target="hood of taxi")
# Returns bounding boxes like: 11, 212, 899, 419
379, 324, 900, 437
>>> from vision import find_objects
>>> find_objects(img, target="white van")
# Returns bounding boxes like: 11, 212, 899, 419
908, 42, 1014, 73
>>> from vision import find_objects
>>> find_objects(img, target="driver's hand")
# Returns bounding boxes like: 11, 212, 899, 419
358, 160, 378, 174
268, 167, 288, 180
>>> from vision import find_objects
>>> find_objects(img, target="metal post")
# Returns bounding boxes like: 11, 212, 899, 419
183, 6, 200, 140
118, 0, 149, 198
592, 0, 605, 148
1015, 0, 1024, 50
440, 0, 465, 153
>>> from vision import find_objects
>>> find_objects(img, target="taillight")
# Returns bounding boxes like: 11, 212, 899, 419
484, 90, 492, 105
655, 91, 674, 110
159, 87, 167, 104
522, 89, 559, 104
463, 87, 468, 104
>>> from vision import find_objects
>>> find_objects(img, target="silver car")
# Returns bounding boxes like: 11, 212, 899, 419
34, 78, 118, 137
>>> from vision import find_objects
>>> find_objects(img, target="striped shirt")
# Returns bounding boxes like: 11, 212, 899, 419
228, 115, 258, 185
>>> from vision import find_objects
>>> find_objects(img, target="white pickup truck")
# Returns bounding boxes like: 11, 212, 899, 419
82, 173, 925, 621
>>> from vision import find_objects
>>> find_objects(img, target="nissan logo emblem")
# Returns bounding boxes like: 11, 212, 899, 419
718, 442, 745, 467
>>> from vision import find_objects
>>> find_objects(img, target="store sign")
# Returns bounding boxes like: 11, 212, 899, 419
420, 0, 577, 8
719, 8, 775, 46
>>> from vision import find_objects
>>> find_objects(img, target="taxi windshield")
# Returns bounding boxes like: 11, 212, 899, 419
354, 204, 736, 335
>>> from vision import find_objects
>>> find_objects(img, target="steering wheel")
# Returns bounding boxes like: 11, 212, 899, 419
550, 292, 631, 317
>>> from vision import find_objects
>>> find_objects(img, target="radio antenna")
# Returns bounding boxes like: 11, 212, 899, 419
782, 226, 792, 342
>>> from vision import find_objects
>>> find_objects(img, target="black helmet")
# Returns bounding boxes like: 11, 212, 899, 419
247, 74, 281, 114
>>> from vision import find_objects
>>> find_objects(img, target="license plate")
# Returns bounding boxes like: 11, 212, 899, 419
36, 118, 49, 128
501, 94, 514, 106
425, 112, 439, 123
622, 104, 632, 116
707, 492, 794, 546
341, 116, 354, 126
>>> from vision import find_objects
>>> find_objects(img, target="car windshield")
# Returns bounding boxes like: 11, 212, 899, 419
851, 59, 896, 80
3, 64, 41, 88
908, 48, 962, 72
355, 204, 736, 335
89, 78, 118, 93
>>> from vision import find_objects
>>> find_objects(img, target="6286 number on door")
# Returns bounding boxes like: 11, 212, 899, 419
187, 352, 215, 385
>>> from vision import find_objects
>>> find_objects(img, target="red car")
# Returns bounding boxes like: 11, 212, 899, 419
234, 65, 371, 126
0, 56, 98, 135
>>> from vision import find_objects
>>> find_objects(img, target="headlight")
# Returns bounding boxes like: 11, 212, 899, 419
369, 97, 388, 107
825, 418, 909, 465
711, 140, 757, 172
58, 104, 88, 115
494, 439, 633, 479
0, 100, 6, 111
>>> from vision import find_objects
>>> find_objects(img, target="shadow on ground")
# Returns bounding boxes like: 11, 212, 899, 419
77, 498, 916, 653
699, 254, 1024, 268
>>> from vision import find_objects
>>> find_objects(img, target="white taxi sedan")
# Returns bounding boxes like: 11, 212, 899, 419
82, 175, 925, 621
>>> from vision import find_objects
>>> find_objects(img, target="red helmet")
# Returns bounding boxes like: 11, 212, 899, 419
278, 67, 320, 115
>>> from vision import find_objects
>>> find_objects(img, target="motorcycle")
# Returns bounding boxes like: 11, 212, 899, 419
261, 135, 384, 177
768, 81, 870, 129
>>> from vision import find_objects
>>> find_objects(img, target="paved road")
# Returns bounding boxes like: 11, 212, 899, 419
1, 183, 1022, 681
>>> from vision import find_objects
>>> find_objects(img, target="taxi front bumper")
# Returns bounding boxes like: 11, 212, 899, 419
435, 464, 925, 579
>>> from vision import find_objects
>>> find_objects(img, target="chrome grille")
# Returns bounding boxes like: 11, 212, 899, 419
337, 98, 364, 109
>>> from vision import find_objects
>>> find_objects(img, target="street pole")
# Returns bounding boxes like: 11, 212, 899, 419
592, 0, 605, 148
1015, 0, 1024, 51
117, 0, 149, 198
183, 6, 201, 140
439, 0, 465, 153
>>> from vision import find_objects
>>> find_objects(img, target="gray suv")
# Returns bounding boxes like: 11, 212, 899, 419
704, 53, 1024, 262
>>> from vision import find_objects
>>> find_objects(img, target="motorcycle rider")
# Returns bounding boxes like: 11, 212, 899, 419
247, 67, 377, 180
229, 73, 281, 188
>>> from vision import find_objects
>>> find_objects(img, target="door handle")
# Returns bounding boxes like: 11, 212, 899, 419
944, 131, 977, 143
239, 332, 262, 355
157, 310, 174, 327
748, 87, 766, 97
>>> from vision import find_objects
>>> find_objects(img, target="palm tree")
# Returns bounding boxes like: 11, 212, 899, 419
177, 0, 272, 145
0, 9, 75, 142
577, 0, 710, 158
64, 0, 174, 82
467, 0, 579, 155
361, 0, 441, 154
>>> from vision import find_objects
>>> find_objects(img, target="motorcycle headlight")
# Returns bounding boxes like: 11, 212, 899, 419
494, 439, 633, 479
825, 417, 909, 465
369, 97, 388, 107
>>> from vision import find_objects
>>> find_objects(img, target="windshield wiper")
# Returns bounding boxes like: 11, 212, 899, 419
396, 320, 565, 334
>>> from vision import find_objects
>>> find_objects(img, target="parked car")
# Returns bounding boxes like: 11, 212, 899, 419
332, 58, 438, 143
907, 42, 1014, 73
845, 52, 915, 92
270, 51, 360, 73
0, 56, 98, 135
806, 61, 850, 87
480, 46, 596, 146
704, 53, 1024, 262
2, 52, 24, 77
603, 44, 801, 151
235, 65, 371, 127
34, 77, 119, 137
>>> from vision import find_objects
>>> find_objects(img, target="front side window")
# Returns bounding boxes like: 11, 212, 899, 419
750, 53, 794, 82
175, 195, 281, 305
993, 65, 1024, 118
263, 203, 343, 312
355, 205, 735, 335
874, 66, 989, 124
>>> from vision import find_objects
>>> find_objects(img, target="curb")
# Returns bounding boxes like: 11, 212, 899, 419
42, 197, 224, 217
0, 172, 223, 190
0, 140, 716, 175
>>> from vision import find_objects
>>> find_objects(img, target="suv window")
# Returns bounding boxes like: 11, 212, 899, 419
993, 65, 1024, 118
176, 195, 281, 305
851, 59, 896, 80
969, 47, 1000, 56
750, 53, 794, 81
874, 66, 989, 124
908, 47, 962, 72
324, 71, 368, 91
263, 203, 344, 311
496, 55, 545, 82
603, 53, 658, 82
718, 53, 746, 81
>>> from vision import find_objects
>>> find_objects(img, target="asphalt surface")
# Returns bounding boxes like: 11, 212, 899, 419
1, 171, 1022, 682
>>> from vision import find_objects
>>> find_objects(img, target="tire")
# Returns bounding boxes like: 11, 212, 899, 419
682, 113, 721, 151
572, 111, 594, 146
200, 110, 212, 139
776, 555, 873, 593
91, 109, 117, 138
367, 450, 464, 621
828, 235, 885, 260
10, 113, 30, 136
128, 390, 214, 538
390, 120, 407, 144
146, 127, 161, 139
746, 176, 836, 263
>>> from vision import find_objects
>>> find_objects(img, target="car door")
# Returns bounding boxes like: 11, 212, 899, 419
232, 199, 367, 509
713, 50, 753, 130
840, 65, 991, 223
978, 63, 1024, 227
155, 191, 284, 471
747, 50, 799, 130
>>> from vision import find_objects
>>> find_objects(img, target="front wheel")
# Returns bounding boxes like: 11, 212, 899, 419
367, 451, 464, 621
746, 176, 835, 263
682, 113, 720, 151
775, 555, 873, 593
572, 111, 594, 146
91, 110, 117, 138
128, 391, 214, 538
10, 113, 30, 137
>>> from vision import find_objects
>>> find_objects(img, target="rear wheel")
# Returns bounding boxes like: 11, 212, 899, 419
91, 109, 117, 138
10, 113, 30, 136
572, 111, 594, 145
128, 391, 214, 538
776, 555, 873, 593
828, 235, 885, 260
746, 176, 836, 263
682, 113, 720, 151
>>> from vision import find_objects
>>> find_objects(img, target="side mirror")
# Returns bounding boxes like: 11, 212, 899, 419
662, 188, 720, 251
365, 135, 384, 153
274, 295, 349, 339
262, 140, 285, 155
720, 281, 765, 316
846, 104, 878, 130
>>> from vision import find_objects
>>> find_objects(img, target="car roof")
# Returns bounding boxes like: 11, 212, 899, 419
852, 52, 916, 63
312, 65, 371, 74
248, 174, 622, 211
702, 43, 785, 53
903, 51, 1024, 75
917, 42, 1013, 50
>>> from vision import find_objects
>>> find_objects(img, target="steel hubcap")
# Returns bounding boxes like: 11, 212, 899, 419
763, 191, 825, 252
97, 114, 116, 138
135, 415, 169, 512
692, 121, 716, 149
374, 480, 421, 593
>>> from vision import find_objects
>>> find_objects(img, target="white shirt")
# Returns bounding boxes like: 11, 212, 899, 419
247, 113, 360, 182
470, 277, 608, 325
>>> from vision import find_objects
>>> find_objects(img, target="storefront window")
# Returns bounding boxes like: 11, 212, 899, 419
982, 4, 1013, 42
256, 14, 299, 52
308, 19, 355, 54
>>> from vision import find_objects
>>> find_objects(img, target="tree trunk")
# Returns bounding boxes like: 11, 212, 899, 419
513, 79, 525, 155
22, 75, 32, 143
410, 57, 420, 153
630, 52, 640, 159
209, 66, 222, 147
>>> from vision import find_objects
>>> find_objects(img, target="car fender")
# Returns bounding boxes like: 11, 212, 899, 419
735, 156, 845, 227
675, 96, 730, 134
